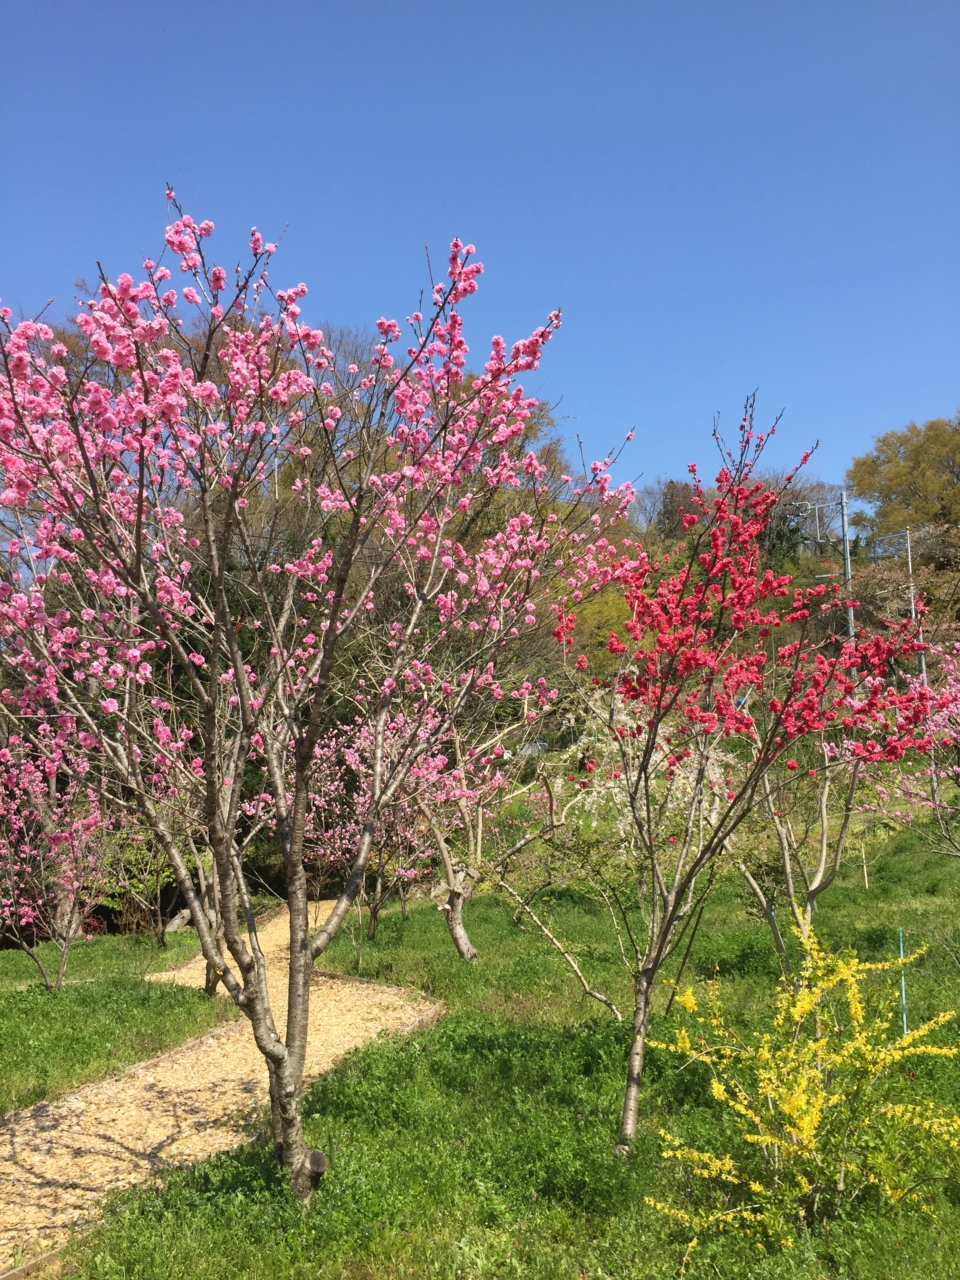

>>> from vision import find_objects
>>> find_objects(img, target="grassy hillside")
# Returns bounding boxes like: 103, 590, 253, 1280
0, 932, 235, 1116
63, 829, 960, 1279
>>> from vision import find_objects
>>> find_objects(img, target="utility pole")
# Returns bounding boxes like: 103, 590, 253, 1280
839, 491, 855, 643
906, 527, 939, 805
905, 528, 927, 684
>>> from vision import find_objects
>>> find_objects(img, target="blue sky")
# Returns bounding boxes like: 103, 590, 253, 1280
1, 1, 957, 489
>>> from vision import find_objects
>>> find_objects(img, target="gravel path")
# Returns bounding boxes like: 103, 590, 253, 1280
0, 906, 439, 1273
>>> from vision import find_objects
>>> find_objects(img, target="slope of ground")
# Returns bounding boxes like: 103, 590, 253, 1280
0, 906, 438, 1272
53, 839, 960, 1280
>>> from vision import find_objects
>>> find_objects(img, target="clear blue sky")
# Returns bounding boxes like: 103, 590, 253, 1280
1, 1, 957, 488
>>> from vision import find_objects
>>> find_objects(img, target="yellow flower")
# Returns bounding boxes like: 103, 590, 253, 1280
675, 986, 698, 1013
647, 926, 960, 1252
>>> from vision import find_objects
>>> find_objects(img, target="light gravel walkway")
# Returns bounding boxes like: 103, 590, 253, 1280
0, 906, 439, 1273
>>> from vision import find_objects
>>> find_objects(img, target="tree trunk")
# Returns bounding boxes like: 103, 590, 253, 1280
267, 1058, 284, 1149
148, 810, 325, 1202
52, 936, 74, 992
739, 863, 791, 977
50, 897, 82, 991
367, 869, 383, 940
417, 803, 479, 961
618, 970, 654, 1150
268, 1048, 327, 1197
202, 867, 225, 995
445, 887, 477, 961
277, 791, 330, 1199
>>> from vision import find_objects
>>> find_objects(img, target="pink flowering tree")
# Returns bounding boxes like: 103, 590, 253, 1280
0, 196, 629, 1197
737, 710, 929, 966
245, 715, 456, 942
414, 713, 570, 960
344, 721, 514, 949
295, 708, 565, 958
0, 733, 108, 989
537, 413, 932, 1150
856, 643, 960, 858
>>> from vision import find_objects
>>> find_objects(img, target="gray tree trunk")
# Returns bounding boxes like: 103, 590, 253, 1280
445, 888, 477, 961
367, 868, 384, 940
618, 970, 654, 1149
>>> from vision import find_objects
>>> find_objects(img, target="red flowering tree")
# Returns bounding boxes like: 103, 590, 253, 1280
0, 196, 629, 1197
545, 412, 932, 1150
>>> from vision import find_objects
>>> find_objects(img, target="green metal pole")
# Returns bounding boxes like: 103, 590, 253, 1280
899, 927, 907, 1036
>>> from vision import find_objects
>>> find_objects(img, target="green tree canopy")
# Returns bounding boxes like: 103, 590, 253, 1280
846, 413, 960, 535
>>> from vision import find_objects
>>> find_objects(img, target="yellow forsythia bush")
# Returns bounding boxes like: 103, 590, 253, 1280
647, 932, 960, 1250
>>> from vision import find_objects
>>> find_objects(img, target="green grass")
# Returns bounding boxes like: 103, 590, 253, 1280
0, 931, 236, 1116
0, 928, 204, 994
61, 831, 960, 1279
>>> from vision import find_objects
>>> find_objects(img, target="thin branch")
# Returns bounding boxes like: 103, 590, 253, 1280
498, 878, 621, 1020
